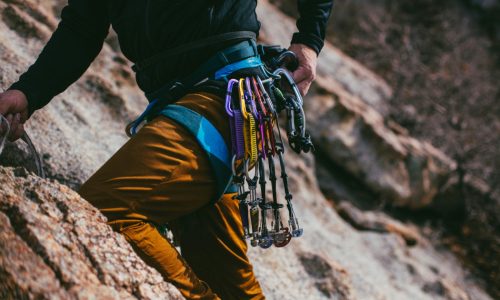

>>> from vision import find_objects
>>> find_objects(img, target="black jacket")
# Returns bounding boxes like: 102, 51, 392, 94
10, 0, 334, 114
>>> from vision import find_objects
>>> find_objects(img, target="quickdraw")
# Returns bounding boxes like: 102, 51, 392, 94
225, 50, 312, 248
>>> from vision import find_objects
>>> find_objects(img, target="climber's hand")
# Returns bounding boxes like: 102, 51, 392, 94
0, 90, 29, 141
288, 43, 318, 96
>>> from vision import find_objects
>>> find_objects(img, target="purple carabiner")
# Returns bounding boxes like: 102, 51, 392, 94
226, 79, 243, 158
225, 79, 239, 117
245, 77, 258, 118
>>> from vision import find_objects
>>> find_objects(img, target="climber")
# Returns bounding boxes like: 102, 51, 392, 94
0, 1, 334, 299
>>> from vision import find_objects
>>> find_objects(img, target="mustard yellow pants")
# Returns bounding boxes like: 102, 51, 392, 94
79, 93, 264, 300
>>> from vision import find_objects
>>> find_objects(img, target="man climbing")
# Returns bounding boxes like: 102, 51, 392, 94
0, 1, 334, 299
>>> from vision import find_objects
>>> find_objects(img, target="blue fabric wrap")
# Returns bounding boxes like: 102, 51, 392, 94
214, 56, 263, 81
160, 105, 237, 203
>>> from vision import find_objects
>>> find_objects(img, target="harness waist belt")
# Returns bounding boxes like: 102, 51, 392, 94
145, 39, 261, 103
133, 31, 257, 73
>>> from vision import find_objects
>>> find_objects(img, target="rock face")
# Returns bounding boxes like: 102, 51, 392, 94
257, 0, 457, 209
0, 0, 147, 189
0, 167, 183, 300
256, 0, 392, 116
0, 1, 493, 300
246, 147, 488, 300
306, 81, 456, 208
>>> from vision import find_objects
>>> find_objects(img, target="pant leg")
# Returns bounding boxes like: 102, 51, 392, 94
114, 221, 216, 300
79, 92, 264, 299
173, 193, 265, 300
79, 113, 217, 225
79, 113, 219, 300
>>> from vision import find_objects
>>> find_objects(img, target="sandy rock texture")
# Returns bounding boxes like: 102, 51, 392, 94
0, 167, 183, 300
0, 0, 147, 189
247, 148, 488, 300
306, 81, 456, 208
0, 1, 493, 300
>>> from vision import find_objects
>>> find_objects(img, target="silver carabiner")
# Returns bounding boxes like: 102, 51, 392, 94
256, 76, 277, 116
244, 157, 259, 184
272, 68, 304, 107
272, 68, 307, 138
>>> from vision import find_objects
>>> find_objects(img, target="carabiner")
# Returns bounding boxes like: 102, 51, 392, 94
244, 157, 259, 184
225, 79, 239, 117
245, 77, 258, 119
239, 78, 249, 119
272, 68, 303, 107
256, 76, 277, 116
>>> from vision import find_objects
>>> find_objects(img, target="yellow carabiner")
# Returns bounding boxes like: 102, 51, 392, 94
239, 78, 258, 168
239, 79, 249, 119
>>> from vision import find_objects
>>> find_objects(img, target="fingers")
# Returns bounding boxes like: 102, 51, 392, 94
11, 114, 21, 131
6, 113, 25, 142
0, 94, 13, 116
0, 90, 29, 141
288, 43, 318, 97
0, 90, 29, 117
292, 67, 309, 84
297, 80, 312, 97
0, 98, 8, 117
292, 67, 315, 96
9, 122, 25, 142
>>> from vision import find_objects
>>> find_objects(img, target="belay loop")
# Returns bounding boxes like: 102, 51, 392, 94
225, 47, 312, 248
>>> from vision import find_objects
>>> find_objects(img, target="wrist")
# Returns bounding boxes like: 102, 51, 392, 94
290, 32, 323, 55
290, 43, 318, 58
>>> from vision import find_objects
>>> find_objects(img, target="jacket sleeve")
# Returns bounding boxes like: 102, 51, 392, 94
9, 0, 110, 114
291, 0, 334, 55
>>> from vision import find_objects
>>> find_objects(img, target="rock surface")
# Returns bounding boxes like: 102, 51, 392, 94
257, 0, 392, 116
0, 1, 493, 300
306, 81, 456, 208
257, 0, 457, 209
0, 167, 183, 300
247, 148, 488, 300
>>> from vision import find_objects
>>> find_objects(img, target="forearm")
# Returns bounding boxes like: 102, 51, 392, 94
292, 0, 334, 54
9, 1, 109, 115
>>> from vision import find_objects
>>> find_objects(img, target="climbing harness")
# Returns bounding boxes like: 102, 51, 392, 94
127, 35, 313, 248
0, 114, 45, 178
